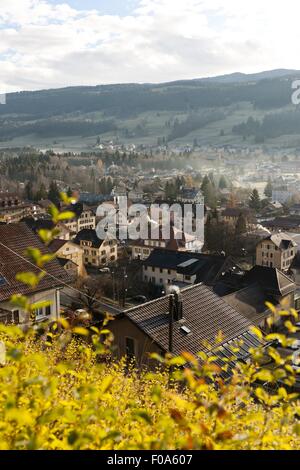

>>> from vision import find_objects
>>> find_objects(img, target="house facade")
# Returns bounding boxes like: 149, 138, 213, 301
0, 193, 43, 224
49, 239, 86, 278
64, 203, 96, 236
74, 229, 118, 268
0, 223, 68, 325
256, 233, 297, 271
221, 207, 256, 227
142, 249, 237, 289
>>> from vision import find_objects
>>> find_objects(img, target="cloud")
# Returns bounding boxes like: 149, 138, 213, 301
0, 0, 300, 92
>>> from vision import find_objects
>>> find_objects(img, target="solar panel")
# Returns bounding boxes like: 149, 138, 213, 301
0, 276, 6, 287
180, 325, 191, 335
177, 259, 199, 268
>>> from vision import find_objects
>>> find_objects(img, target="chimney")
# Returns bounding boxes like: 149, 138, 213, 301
168, 285, 183, 323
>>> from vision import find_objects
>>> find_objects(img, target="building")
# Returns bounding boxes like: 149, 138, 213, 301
109, 283, 263, 369
261, 216, 300, 233
130, 225, 202, 261
178, 187, 203, 204
56, 258, 79, 279
128, 189, 144, 203
0, 193, 43, 224
48, 239, 86, 278
222, 266, 296, 329
64, 202, 96, 236
221, 207, 256, 227
290, 204, 300, 216
142, 249, 237, 289
74, 229, 118, 268
271, 189, 293, 204
256, 233, 297, 271
22, 217, 72, 240
0, 223, 68, 325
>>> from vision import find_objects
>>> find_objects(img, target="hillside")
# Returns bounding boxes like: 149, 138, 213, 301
1, 69, 300, 151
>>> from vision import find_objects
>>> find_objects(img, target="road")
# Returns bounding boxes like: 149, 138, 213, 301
60, 287, 123, 316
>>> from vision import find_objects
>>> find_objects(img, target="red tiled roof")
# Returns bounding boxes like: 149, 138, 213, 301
0, 223, 68, 301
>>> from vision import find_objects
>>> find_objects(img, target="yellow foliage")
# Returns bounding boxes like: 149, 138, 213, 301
0, 325, 298, 450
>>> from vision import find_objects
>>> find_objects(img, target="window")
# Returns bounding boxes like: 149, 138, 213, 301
12, 310, 19, 324
125, 337, 135, 359
185, 275, 191, 281
152, 267, 155, 272
45, 306, 51, 316
33, 308, 43, 318
144, 275, 148, 281
168, 270, 171, 275
160, 268, 163, 274
160, 278, 163, 284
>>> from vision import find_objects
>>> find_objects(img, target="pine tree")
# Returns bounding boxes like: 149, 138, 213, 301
201, 176, 217, 208
219, 176, 228, 190
48, 181, 60, 206
235, 213, 247, 236
249, 189, 261, 212
24, 181, 34, 201
264, 179, 273, 198
35, 183, 47, 201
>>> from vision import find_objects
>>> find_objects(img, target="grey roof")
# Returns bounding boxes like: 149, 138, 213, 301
57, 257, 78, 268
262, 232, 297, 249
74, 229, 103, 248
262, 217, 300, 230
221, 207, 254, 218
66, 202, 93, 219
244, 266, 295, 297
223, 284, 270, 325
124, 283, 256, 356
143, 249, 236, 284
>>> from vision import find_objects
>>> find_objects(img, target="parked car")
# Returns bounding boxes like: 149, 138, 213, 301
99, 267, 110, 273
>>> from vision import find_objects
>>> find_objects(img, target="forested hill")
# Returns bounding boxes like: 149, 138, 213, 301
1, 69, 300, 147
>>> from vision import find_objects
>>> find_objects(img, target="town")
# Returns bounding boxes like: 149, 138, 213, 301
0, 143, 300, 386
1, 0, 300, 454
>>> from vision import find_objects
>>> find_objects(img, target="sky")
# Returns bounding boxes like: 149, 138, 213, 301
0, 0, 300, 92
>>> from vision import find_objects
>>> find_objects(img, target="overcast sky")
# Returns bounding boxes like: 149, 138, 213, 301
0, 0, 300, 92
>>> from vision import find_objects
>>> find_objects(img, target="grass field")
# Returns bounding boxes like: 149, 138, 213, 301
0, 102, 298, 152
